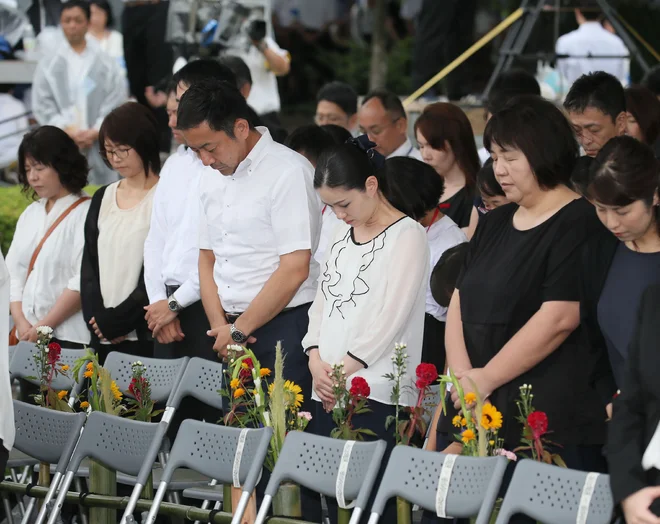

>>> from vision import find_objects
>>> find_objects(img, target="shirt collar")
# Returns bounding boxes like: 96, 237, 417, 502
387, 137, 414, 159
38, 193, 82, 218
578, 21, 606, 33
234, 127, 273, 177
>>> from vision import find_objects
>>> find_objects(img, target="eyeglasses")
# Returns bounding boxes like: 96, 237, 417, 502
315, 114, 347, 126
100, 147, 132, 161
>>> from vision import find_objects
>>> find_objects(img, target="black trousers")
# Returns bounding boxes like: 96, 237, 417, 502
422, 314, 446, 372
122, 1, 172, 151
95, 338, 154, 366
0, 440, 8, 477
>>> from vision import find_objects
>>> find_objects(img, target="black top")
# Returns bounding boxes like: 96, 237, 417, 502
438, 199, 606, 448
609, 284, 660, 515
598, 244, 660, 388
80, 185, 152, 343
441, 186, 473, 228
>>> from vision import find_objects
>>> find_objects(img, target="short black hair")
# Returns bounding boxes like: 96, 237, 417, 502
218, 55, 253, 90
362, 89, 406, 121
320, 124, 353, 145
18, 126, 88, 198
89, 0, 114, 28
176, 79, 255, 137
476, 159, 505, 198
382, 157, 444, 221
642, 64, 660, 97
625, 85, 660, 146
172, 59, 236, 91
486, 69, 541, 116
284, 125, 336, 166
166, 78, 178, 96
317, 82, 358, 116
563, 71, 626, 122
577, 0, 601, 21
99, 102, 161, 175
60, 0, 90, 20
431, 243, 469, 308
484, 95, 579, 189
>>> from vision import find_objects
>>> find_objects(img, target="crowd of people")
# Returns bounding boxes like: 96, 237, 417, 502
2, 2, 660, 524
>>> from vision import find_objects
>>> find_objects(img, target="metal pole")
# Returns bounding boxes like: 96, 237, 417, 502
595, 0, 650, 72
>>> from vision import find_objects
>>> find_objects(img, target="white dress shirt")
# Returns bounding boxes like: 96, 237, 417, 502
231, 36, 289, 115
6, 194, 91, 344
302, 217, 429, 406
426, 216, 467, 321
387, 137, 423, 161
478, 146, 490, 165
144, 145, 215, 307
198, 127, 321, 313
314, 205, 343, 268
0, 254, 15, 452
0, 93, 28, 168
555, 22, 629, 87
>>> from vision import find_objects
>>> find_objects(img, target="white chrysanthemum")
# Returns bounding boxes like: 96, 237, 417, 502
36, 326, 53, 335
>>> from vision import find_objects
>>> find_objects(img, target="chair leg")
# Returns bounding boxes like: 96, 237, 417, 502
2, 493, 15, 524
145, 482, 168, 524
73, 478, 88, 524
194, 478, 219, 524
120, 482, 144, 524
367, 512, 380, 524
19, 497, 36, 524
348, 507, 363, 524
46, 472, 75, 524
254, 494, 272, 524
231, 491, 251, 524
10, 469, 26, 517
34, 472, 62, 524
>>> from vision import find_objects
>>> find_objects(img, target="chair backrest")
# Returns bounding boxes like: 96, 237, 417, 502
162, 420, 272, 493
167, 357, 224, 411
370, 446, 507, 521
66, 411, 163, 477
12, 400, 87, 474
265, 431, 386, 508
495, 459, 614, 524
8, 344, 16, 368
9, 342, 87, 392
102, 352, 189, 405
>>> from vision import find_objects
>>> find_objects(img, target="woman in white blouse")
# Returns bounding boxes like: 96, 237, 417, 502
88, 0, 126, 74
302, 138, 429, 523
81, 102, 159, 363
7, 126, 91, 348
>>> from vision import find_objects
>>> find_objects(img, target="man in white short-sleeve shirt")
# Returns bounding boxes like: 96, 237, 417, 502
177, 78, 320, 409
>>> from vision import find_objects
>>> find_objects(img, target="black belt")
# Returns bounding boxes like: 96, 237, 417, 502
124, 0, 162, 7
225, 303, 309, 325
165, 284, 180, 297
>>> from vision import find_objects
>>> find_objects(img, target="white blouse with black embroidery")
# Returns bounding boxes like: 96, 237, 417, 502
302, 216, 429, 406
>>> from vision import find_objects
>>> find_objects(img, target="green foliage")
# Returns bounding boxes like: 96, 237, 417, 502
0, 186, 100, 255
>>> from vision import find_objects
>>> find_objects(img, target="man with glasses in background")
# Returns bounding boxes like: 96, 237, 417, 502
314, 81, 358, 134
358, 88, 422, 160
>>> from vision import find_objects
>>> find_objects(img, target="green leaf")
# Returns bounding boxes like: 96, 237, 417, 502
385, 415, 395, 430
358, 428, 378, 437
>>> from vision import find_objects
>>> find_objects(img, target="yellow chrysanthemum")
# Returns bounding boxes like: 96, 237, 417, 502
83, 370, 93, 378
461, 429, 476, 444
86, 362, 94, 371
110, 381, 122, 401
260, 368, 271, 377
57, 390, 67, 400
464, 392, 477, 404
461, 417, 467, 426
489, 440, 495, 446
452, 415, 462, 428
480, 404, 503, 431
230, 378, 240, 389
234, 388, 246, 399
241, 362, 250, 370
61, 365, 69, 371
80, 401, 90, 409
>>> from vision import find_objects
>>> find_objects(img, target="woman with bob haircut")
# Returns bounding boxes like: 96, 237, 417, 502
624, 85, 660, 157
580, 136, 660, 420
429, 95, 608, 472
6, 126, 91, 347
303, 137, 429, 523
81, 102, 160, 363
382, 156, 466, 371
414, 102, 481, 230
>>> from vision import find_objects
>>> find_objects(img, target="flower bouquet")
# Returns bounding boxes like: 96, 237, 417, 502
30, 326, 73, 412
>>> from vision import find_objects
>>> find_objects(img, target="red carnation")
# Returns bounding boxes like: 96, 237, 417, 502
415, 363, 438, 389
349, 377, 370, 398
47, 342, 62, 364
527, 411, 548, 440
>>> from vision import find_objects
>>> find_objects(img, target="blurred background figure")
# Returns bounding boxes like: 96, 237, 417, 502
315, 81, 358, 133
88, 0, 126, 77
0, 83, 28, 179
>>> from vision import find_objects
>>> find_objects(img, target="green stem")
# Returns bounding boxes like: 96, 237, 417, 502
397, 497, 412, 524
89, 459, 117, 524
337, 507, 351, 524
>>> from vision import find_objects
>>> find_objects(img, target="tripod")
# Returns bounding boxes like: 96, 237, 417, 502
483, 0, 650, 99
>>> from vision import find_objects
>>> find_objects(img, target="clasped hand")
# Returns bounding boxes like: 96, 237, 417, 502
207, 324, 256, 359
144, 300, 185, 344
450, 368, 496, 409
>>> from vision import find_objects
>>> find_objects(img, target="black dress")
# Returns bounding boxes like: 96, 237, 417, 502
440, 186, 473, 228
438, 199, 606, 451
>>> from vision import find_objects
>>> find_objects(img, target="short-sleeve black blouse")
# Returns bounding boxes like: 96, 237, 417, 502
438, 198, 607, 448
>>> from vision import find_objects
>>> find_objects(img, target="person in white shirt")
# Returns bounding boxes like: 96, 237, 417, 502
358, 89, 422, 160
0, 253, 15, 474
315, 81, 358, 133
87, 0, 126, 76
382, 157, 466, 372
7, 126, 91, 348
31, 0, 126, 185
81, 102, 159, 364
0, 86, 29, 169
555, 1, 629, 88
302, 137, 428, 523
177, 79, 321, 410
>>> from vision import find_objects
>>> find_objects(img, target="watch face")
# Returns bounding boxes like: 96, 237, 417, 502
231, 329, 246, 343
168, 299, 179, 312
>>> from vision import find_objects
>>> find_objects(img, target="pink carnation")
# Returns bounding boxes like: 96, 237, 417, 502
297, 411, 313, 421
494, 449, 518, 461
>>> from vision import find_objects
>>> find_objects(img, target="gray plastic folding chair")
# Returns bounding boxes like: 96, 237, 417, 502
254, 431, 387, 524
10, 400, 86, 524
46, 411, 166, 524
145, 421, 272, 524
166, 356, 224, 412
367, 447, 508, 524
494, 459, 614, 524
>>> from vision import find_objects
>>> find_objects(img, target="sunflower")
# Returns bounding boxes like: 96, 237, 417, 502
234, 388, 246, 399
452, 415, 462, 428
230, 378, 240, 389
284, 380, 303, 409
464, 392, 477, 405
57, 390, 67, 400
80, 401, 90, 410
461, 429, 476, 444
480, 404, 503, 430
110, 381, 122, 401
260, 368, 271, 377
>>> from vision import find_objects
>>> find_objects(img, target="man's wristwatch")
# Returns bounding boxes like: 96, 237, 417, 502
230, 324, 248, 344
168, 295, 183, 313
